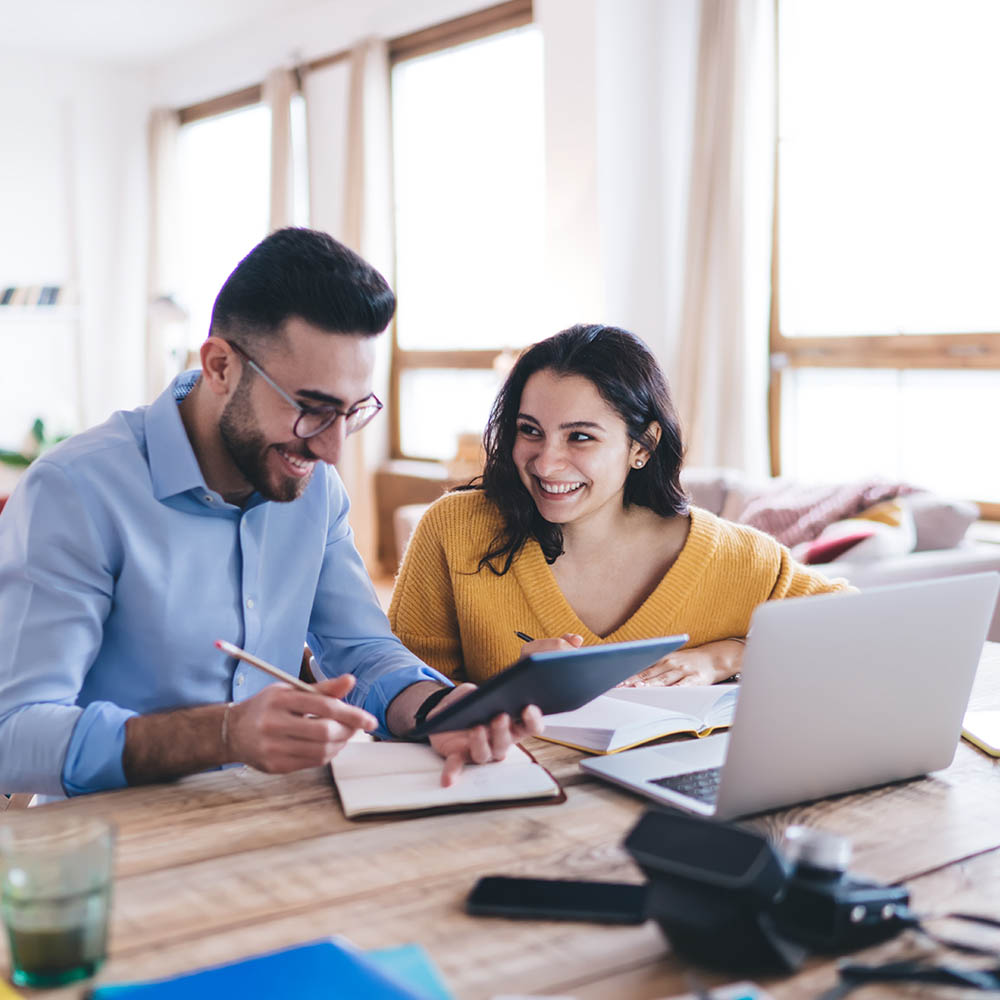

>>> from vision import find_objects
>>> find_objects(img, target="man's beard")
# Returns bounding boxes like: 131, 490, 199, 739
219, 373, 312, 503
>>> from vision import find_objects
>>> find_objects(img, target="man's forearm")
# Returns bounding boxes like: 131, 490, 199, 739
385, 680, 449, 737
122, 704, 231, 785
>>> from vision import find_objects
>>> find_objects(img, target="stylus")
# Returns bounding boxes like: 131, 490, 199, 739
514, 631, 535, 642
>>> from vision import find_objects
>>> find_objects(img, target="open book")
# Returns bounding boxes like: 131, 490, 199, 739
538, 685, 739, 754
330, 742, 564, 819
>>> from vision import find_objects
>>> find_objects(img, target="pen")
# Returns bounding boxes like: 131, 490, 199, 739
215, 639, 315, 694
514, 631, 535, 642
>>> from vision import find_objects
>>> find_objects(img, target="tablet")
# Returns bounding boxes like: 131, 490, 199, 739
410, 635, 689, 737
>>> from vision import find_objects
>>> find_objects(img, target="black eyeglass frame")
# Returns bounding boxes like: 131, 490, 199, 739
224, 339, 383, 440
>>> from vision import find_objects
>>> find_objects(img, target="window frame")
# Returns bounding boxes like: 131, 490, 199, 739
769, 2, 1000, 519
387, 0, 534, 461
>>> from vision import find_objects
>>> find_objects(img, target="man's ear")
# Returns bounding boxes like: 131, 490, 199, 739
199, 337, 240, 397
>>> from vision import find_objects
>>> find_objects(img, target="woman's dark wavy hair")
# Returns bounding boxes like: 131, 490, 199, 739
469, 323, 688, 575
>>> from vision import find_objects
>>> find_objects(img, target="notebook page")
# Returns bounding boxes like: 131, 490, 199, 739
332, 743, 560, 816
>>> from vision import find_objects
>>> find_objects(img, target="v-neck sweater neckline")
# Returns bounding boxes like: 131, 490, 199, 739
510, 506, 720, 641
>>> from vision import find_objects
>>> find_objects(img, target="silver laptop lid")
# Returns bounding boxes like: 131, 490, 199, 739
713, 572, 999, 819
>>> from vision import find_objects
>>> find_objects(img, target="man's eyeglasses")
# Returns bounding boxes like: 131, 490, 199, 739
225, 340, 383, 440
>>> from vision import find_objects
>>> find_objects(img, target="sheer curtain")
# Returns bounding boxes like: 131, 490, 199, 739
264, 67, 297, 232
304, 39, 394, 571
146, 107, 182, 401
673, 0, 775, 475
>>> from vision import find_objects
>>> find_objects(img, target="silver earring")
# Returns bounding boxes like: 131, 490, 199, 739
634, 460, 645, 468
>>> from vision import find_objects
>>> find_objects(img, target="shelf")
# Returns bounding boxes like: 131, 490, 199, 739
0, 307, 79, 324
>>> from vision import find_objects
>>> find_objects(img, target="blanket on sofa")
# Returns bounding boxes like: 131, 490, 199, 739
737, 479, 919, 548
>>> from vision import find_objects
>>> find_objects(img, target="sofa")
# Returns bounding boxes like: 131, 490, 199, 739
392, 468, 1000, 641
680, 468, 1000, 642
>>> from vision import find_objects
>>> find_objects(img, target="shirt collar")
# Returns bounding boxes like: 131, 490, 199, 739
145, 371, 211, 501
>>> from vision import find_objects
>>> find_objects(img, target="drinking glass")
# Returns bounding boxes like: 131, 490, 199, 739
0, 815, 114, 987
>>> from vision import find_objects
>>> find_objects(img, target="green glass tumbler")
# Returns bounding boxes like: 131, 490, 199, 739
1, 815, 115, 988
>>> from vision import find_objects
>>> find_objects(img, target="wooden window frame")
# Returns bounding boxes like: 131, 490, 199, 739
768, 2, 1000, 520
387, 0, 533, 460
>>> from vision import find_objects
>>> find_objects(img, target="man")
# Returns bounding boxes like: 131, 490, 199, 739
0, 228, 541, 798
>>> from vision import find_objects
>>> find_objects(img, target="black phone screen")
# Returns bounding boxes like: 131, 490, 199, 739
466, 876, 648, 924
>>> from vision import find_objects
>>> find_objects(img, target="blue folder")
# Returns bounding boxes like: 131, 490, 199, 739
88, 938, 449, 999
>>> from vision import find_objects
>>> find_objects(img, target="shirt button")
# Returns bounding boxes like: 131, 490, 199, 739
246, 598, 254, 609
203, 495, 213, 503
236, 674, 245, 687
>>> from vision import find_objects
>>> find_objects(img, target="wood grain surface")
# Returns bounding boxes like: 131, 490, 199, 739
4, 643, 998, 999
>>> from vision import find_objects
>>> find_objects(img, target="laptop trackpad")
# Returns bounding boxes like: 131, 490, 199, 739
650, 732, 730, 776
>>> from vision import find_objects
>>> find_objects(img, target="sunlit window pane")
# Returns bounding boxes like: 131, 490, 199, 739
392, 26, 545, 352
779, 0, 1000, 336
399, 369, 504, 461
176, 106, 271, 360
781, 368, 1000, 499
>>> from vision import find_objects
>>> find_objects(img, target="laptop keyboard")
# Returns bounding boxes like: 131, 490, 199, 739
650, 767, 721, 804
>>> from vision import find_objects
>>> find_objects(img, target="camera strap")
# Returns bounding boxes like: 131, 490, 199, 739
818, 911, 1000, 999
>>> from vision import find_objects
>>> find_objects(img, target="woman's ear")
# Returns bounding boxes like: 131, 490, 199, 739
630, 421, 661, 469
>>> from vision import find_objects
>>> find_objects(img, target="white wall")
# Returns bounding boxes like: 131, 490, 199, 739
0, 49, 150, 446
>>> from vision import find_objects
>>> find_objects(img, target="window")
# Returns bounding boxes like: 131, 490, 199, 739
175, 104, 271, 366
173, 95, 309, 373
390, 9, 544, 461
774, 0, 1000, 511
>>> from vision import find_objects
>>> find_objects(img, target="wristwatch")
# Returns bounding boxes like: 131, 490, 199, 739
413, 685, 452, 730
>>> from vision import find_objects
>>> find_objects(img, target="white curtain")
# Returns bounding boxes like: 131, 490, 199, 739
304, 38, 394, 572
264, 67, 297, 232
673, 0, 775, 476
146, 107, 182, 401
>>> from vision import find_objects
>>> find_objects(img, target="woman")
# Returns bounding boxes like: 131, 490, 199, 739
389, 324, 847, 686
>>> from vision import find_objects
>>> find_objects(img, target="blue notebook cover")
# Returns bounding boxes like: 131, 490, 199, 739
88, 938, 425, 999
366, 944, 452, 1000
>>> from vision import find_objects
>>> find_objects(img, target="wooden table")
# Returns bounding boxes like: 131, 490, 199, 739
5, 643, 1000, 999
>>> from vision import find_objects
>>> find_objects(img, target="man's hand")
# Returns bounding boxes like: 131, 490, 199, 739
618, 639, 744, 687
226, 674, 376, 773
425, 684, 545, 788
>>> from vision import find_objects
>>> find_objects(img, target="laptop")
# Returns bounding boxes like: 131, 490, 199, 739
581, 573, 1000, 820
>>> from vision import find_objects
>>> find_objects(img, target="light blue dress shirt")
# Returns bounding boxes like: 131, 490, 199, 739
0, 372, 447, 797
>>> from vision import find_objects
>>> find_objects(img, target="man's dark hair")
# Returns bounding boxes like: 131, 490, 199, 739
209, 227, 395, 342
470, 323, 689, 575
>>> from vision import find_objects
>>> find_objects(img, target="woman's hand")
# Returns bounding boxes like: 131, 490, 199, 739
519, 632, 584, 658
618, 638, 744, 687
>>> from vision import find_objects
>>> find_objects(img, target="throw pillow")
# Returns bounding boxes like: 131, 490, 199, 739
907, 492, 979, 551
801, 499, 917, 565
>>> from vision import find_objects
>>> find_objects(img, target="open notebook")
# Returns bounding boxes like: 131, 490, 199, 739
330, 741, 564, 819
538, 685, 738, 754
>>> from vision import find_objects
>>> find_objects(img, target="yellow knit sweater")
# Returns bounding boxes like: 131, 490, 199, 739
388, 490, 848, 683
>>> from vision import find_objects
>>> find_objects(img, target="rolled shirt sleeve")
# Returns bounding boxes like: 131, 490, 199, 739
307, 466, 450, 739
0, 461, 132, 796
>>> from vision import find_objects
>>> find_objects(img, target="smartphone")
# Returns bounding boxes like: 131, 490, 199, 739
466, 876, 648, 924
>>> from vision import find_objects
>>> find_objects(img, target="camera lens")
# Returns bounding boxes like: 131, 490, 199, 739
782, 825, 851, 878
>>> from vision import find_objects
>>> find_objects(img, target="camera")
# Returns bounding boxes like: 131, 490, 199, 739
773, 825, 910, 953
624, 811, 910, 972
